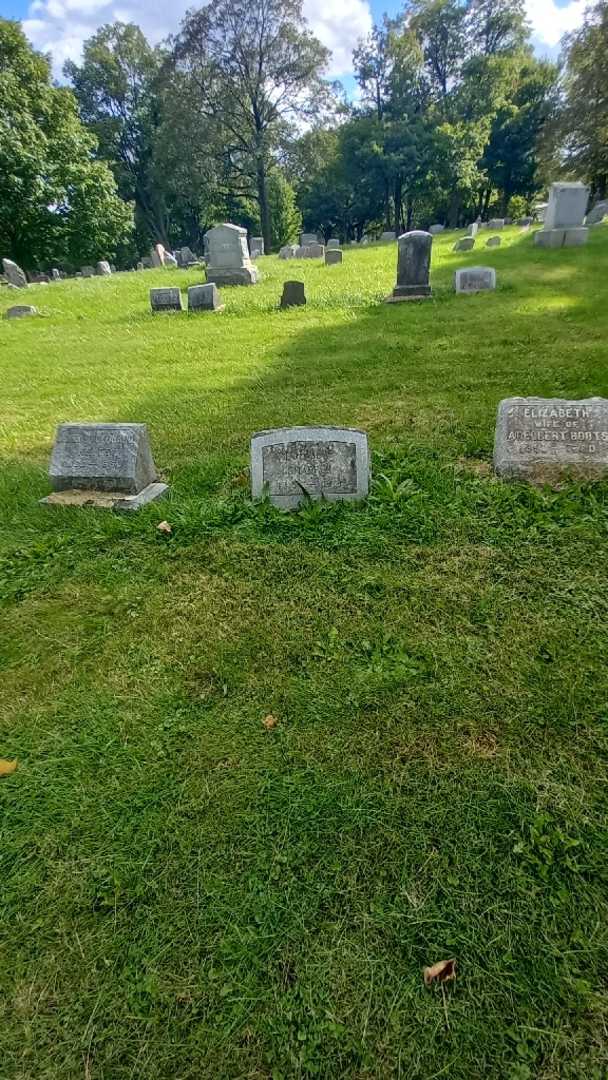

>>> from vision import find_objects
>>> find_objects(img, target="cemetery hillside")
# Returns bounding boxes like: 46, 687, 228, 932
2, 0, 608, 1077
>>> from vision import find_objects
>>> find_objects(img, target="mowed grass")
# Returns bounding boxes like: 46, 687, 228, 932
1, 227, 608, 1079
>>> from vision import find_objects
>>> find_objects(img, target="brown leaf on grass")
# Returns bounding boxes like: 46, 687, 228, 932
262, 714, 278, 730
423, 958, 456, 987
157, 520, 173, 534
0, 759, 18, 777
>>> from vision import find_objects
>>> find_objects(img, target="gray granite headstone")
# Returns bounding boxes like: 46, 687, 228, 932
535, 182, 589, 248
81, 266, 95, 278
5, 305, 38, 319
453, 237, 475, 252
486, 236, 501, 247
204, 223, 259, 285
188, 283, 223, 312
387, 230, 432, 301
150, 287, 182, 312
96, 261, 111, 275
586, 200, 608, 226
301, 233, 318, 246
251, 426, 370, 509
325, 249, 343, 265
494, 397, 608, 483
299, 244, 325, 259
41, 422, 168, 510
2, 258, 28, 288
280, 281, 306, 308
279, 245, 298, 260
466, 223, 479, 237
381, 231, 397, 242
51, 268, 61, 281
250, 237, 264, 258
488, 218, 505, 230
327, 239, 340, 249
454, 266, 496, 293
428, 224, 444, 235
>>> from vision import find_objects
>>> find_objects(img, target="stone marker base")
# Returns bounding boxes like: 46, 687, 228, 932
205, 266, 259, 286
534, 227, 589, 249
40, 482, 168, 512
385, 287, 432, 303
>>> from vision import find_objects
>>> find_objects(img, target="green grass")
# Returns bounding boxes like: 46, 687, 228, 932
1, 227, 608, 1079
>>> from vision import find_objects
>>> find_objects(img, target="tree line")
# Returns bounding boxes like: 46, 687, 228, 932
1, 0, 607, 270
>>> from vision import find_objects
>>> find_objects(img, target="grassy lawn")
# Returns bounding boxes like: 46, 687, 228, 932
1, 227, 608, 1079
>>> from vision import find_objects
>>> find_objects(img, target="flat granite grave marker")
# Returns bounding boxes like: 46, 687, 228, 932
41, 422, 168, 511
494, 397, 608, 483
280, 281, 306, 308
5, 305, 38, 319
251, 426, 370, 510
386, 230, 432, 302
325, 249, 343, 265
454, 266, 496, 293
150, 287, 182, 312
188, 283, 223, 312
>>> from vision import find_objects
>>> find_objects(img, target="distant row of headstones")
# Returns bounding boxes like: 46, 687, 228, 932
40, 398, 608, 514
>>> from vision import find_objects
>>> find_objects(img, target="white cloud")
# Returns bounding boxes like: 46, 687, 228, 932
525, 0, 587, 50
22, 0, 373, 79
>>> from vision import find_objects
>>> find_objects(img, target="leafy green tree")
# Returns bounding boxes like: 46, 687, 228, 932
171, 0, 331, 252
558, 0, 608, 199
267, 171, 301, 247
0, 19, 132, 270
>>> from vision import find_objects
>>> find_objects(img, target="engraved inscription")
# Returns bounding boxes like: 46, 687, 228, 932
505, 403, 608, 457
262, 440, 357, 496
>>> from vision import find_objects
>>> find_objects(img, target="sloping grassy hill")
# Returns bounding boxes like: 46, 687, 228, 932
1, 227, 608, 1078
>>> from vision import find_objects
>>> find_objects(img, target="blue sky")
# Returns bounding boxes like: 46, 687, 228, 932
4, 0, 588, 82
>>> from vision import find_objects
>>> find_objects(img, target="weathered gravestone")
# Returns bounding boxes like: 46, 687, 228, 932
301, 233, 318, 246
280, 281, 306, 308
151, 244, 166, 267
381, 231, 397, 242
251, 426, 370, 509
518, 217, 533, 227
535, 182, 589, 248
41, 422, 168, 511
180, 246, 197, 265
487, 218, 505, 230
454, 266, 496, 293
279, 245, 298, 260
250, 237, 264, 258
5, 305, 38, 319
466, 223, 479, 237
297, 244, 325, 259
428, 224, 444, 235
205, 223, 259, 286
486, 235, 501, 247
327, 238, 340, 249
51, 268, 61, 281
188, 283, 223, 312
2, 258, 27, 288
453, 237, 475, 252
81, 266, 95, 278
136, 261, 144, 271
96, 261, 111, 276
386, 230, 432, 302
586, 200, 608, 226
325, 249, 343, 266
150, 287, 182, 312
494, 398, 608, 483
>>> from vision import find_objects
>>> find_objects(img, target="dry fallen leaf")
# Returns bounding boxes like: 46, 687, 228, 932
157, 520, 173, 534
0, 759, 18, 777
423, 958, 456, 987
262, 714, 278, 730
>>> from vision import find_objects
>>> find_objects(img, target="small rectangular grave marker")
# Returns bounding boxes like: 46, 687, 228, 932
150, 287, 182, 312
251, 426, 369, 510
188, 283, 223, 312
494, 397, 608, 483
454, 266, 496, 293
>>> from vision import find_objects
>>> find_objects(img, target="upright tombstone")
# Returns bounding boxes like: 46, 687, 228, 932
453, 237, 475, 252
51, 268, 61, 281
164, 252, 178, 268
301, 232, 318, 246
187, 283, 223, 312
5, 305, 38, 319
2, 258, 28, 288
494, 397, 608, 483
280, 281, 306, 308
180, 246, 197, 265
325, 249, 343, 266
535, 182, 589, 248
487, 218, 505, 230
586, 200, 608, 226
136, 261, 144, 271
386, 231, 432, 302
299, 243, 325, 259
204, 223, 259, 286
486, 236, 501, 247
381, 231, 397, 242
454, 266, 496, 293
279, 245, 298, 260
251, 427, 370, 510
428, 224, 445, 235
81, 266, 95, 278
466, 223, 479, 238
96, 261, 112, 276
250, 237, 264, 258
41, 423, 168, 511
327, 238, 340, 249
150, 287, 183, 312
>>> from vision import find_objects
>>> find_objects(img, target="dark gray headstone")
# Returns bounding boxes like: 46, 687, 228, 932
453, 237, 475, 252
494, 397, 608, 483
325, 249, 343, 266
280, 281, 306, 308
387, 230, 432, 301
5, 305, 38, 319
251, 426, 370, 509
188, 283, 223, 312
2, 258, 27, 288
150, 287, 182, 312
327, 238, 340, 249
47, 423, 157, 493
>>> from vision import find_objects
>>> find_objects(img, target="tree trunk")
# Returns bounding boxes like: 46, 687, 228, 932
256, 160, 271, 253
447, 189, 460, 228
406, 196, 414, 230
384, 178, 392, 231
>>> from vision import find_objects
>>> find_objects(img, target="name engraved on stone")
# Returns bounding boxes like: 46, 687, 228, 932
251, 426, 370, 509
494, 397, 608, 481
454, 267, 496, 293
